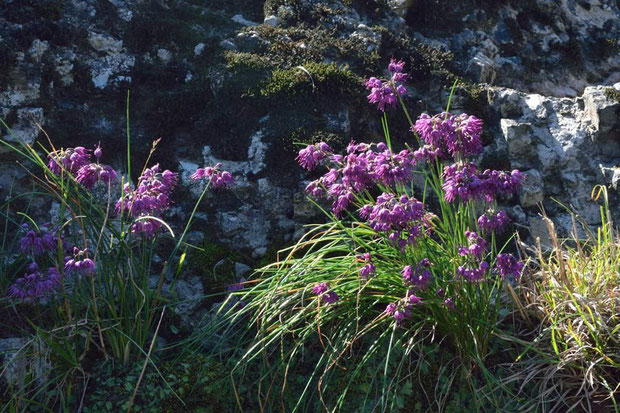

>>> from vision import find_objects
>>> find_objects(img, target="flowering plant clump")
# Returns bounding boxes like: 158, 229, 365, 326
220, 59, 528, 411
0, 106, 236, 389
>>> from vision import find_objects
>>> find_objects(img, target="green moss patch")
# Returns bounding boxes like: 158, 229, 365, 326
256, 62, 363, 103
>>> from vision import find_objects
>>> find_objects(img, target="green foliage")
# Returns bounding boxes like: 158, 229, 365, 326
124, 5, 214, 54
203, 99, 527, 411
187, 242, 244, 295
516, 186, 619, 411
84, 354, 232, 412
0, 97, 232, 408
256, 62, 363, 103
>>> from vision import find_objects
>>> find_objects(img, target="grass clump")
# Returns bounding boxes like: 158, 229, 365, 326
204, 62, 531, 411
514, 187, 619, 411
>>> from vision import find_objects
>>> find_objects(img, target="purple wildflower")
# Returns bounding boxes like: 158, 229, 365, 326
413, 144, 446, 162
402, 258, 432, 289
479, 169, 524, 200
48, 147, 91, 176
19, 223, 58, 256
130, 218, 163, 238
388, 58, 405, 74
385, 290, 421, 324
116, 164, 178, 217
94, 143, 103, 160
8, 264, 62, 302
365, 59, 408, 111
442, 162, 483, 203
413, 112, 483, 159
385, 301, 411, 323
304, 141, 417, 216
494, 253, 524, 280
364, 193, 425, 246
116, 164, 178, 237
357, 253, 376, 278
458, 231, 487, 260
408, 291, 423, 305
312, 282, 339, 304
192, 162, 234, 189
296, 142, 332, 170
444, 297, 455, 310
76, 163, 117, 189
477, 209, 510, 232
456, 261, 490, 282
64, 247, 96, 276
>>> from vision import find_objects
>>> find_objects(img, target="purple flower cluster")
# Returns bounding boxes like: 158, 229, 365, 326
64, 247, 96, 277
191, 162, 234, 189
455, 231, 491, 282
458, 231, 487, 260
116, 164, 178, 217
48, 147, 91, 175
477, 209, 510, 232
130, 218, 163, 236
296, 142, 332, 171
8, 263, 62, 302
494, 253, 524, 280
385, 292, 422, 323
360, 193, 425, 248
479, 169, 524, 199
456, 261, 490, 282
312, 282, 339, 304
442, 162, 484, 203
443, 162, 523, 204
76, 163, 117, 189
357, 253, 376, 278
414, 112, 484, 159
366, 59, 408, 111
19, 223, 58, 256
303, 141, 417, 216
116, 164, 178, 237
402, 258, 431, 289
48, 145, 118, 190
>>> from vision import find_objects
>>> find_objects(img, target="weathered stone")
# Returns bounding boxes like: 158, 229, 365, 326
388, 0, 414, 18
231, 14, 258, 27
500, 119, 534, 162
520, 169, 544, 208
235, 262, 252, 278
0, 337, 50, 389
0, 107, 44, 152
173, 275, 206, 327
583, 84, 620, 141
157, 48, 172, 63
88, 32, 123, 55
264, 15, 279, 27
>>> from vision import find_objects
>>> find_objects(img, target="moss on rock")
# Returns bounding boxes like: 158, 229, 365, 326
604, 87, 620, 103
257, 62, 363, 102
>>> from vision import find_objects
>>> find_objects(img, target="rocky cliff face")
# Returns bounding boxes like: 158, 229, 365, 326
0, 0, 618, 256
